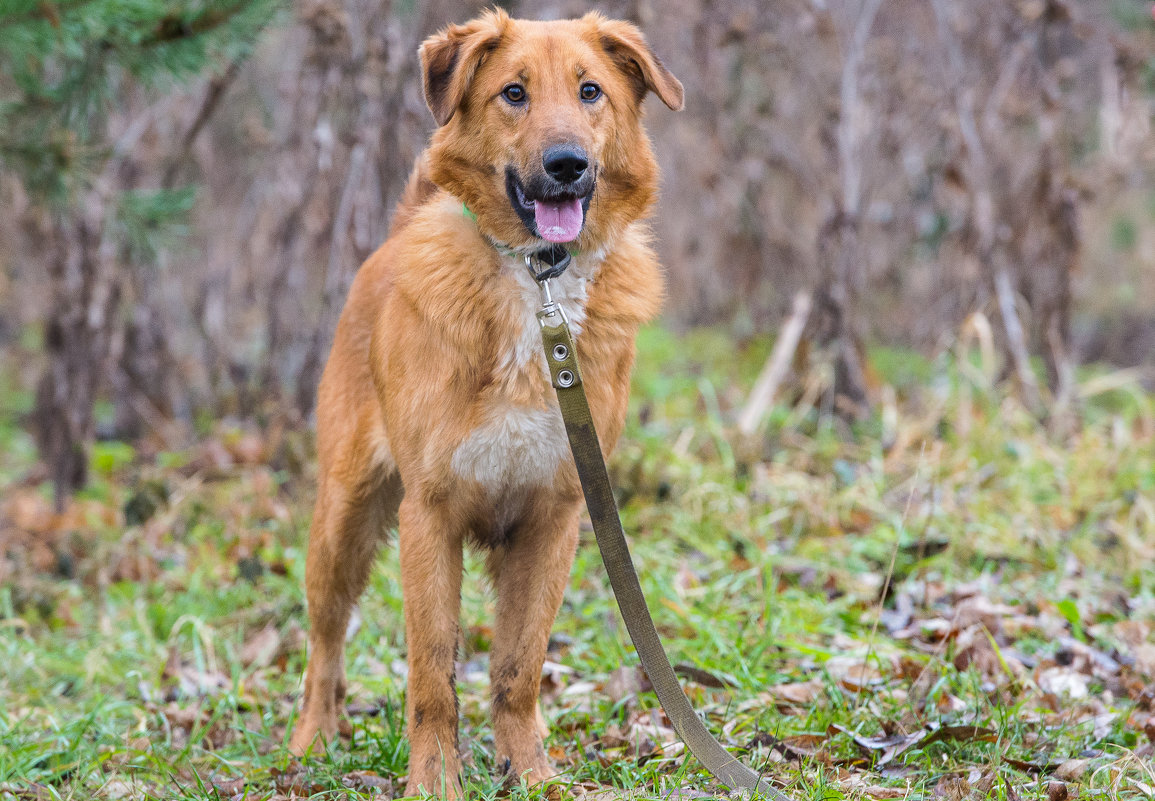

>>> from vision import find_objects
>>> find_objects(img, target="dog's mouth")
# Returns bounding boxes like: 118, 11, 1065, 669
505, 168, 595, 244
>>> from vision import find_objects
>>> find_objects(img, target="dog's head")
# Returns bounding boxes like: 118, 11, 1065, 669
421, 10, 682, 252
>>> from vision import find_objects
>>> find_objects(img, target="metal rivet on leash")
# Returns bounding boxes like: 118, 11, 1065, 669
552, 343, 568, 362
557, 369, 575, 387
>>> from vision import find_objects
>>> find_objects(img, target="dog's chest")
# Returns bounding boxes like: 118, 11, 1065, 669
449, 253, 600, 495
449, 405, 570, 494
495, 252, 597, 379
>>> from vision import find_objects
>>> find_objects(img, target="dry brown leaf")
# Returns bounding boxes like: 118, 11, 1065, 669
774, 732, 831, 762
99, 779, 141, 799
673, 663, 736, 689
602, 665, 650, 704
271, 764, 326, 796
828, 723, 930, 765
933, 776, 971, 800
1052, 759, 1089, 782
1037, 666, 1089, 699
342, 770, 392, 794
210, 776, 245, 798
767, 678, 823, 705
839, 664, 886, 693
240, 623, 282, 668
922, 724, 997, 747
1004, 757, 1063, 773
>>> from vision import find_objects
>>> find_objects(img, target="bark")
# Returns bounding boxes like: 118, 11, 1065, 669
33, 194, 121, 509
810, 0, 885, 417
815, 211, 871, 415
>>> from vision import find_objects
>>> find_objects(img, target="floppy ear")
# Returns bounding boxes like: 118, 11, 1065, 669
420, 11, 507, 126
594, 18, 684, 111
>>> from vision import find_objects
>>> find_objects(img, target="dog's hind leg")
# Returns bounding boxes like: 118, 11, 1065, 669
290, 467, 402, 755
487, 500, 582, 788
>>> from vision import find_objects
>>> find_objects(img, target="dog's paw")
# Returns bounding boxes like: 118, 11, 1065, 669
499, 747, 557, 789
406, 753, 463, 800
288, 712, 341, 756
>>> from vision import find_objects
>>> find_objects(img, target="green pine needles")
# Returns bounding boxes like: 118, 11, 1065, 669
0, 0, 283, 203
0, 0, 283, 502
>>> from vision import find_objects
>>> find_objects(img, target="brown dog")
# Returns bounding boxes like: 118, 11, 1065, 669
289, 10, 682, 797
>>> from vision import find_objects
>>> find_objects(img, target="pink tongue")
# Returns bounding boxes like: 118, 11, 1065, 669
534, 197, 584, 243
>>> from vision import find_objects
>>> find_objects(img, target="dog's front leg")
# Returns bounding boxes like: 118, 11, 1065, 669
400, 496, 465, 799
487, 502, 581, 788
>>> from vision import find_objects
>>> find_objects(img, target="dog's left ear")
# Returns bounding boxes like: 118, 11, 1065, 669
420, 10, 508, 126
593, 17, 684, 111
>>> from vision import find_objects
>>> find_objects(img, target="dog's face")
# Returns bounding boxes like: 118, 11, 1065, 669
421, 11, 683, 252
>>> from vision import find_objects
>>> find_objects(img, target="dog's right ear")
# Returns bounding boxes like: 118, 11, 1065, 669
420, 10, 508, 127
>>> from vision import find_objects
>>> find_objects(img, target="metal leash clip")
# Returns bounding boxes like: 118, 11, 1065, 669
525, 247, 572, 327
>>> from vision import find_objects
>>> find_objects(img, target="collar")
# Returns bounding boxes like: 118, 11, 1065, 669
463, 203, 576, 282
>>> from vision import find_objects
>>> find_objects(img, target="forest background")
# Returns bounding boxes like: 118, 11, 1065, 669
2, 1, 1155, 800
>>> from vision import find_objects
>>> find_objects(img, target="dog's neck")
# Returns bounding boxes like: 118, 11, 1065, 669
454, 196, 607, 351
462, 202, 581, 273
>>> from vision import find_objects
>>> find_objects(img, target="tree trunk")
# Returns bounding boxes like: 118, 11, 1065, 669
815, 210, 871, 417
33, 195, 121, 509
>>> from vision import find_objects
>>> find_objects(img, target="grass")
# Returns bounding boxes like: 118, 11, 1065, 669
0, 325, 1153, 800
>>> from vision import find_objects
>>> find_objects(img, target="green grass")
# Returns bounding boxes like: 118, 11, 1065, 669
1, 326, 1154, 799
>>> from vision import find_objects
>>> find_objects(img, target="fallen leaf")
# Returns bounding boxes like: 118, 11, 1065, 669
673, 663, 736, 689
272, 764, 326, 795
921, 724, 998, 747
933, 776, 971, 800
773, 732, 831, 762
240, 623, 281, 668
1004, 757, 1063, 773
825, 656, 886, 692
766, 678, 823, 705
1053, 759, 1089, 782
100, 779, 140, 799
342, 770, 392, 793
602, 665, 650, 704
210, 776, 245, 798
1037, 666, 1089, 699
828, 723, 930, 765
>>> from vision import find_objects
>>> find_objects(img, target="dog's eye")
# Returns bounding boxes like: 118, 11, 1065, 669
502, 84, 527, 104
579, 82, 602, 102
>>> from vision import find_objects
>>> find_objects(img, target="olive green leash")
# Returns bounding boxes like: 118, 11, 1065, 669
528, 256, 784, 798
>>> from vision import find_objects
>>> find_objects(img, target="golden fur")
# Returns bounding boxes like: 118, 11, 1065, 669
289, 10, 682, 797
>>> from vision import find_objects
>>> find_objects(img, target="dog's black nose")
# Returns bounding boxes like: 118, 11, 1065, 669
543, 145, 588, 184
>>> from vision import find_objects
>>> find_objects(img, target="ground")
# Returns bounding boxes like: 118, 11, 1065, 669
1, 326, 1153, 800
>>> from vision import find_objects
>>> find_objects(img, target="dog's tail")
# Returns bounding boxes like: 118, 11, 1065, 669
390, 151, 437, 235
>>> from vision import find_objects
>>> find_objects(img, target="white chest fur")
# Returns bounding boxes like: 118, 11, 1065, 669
451, 249, 603, 495
450, 405, 570, 493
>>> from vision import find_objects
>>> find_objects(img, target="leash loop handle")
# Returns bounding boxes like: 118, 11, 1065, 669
538, 308, 784, 799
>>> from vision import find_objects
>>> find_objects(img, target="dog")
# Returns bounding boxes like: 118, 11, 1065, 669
289, 10, 682, 797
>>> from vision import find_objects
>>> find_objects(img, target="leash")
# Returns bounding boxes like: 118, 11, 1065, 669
527, 254, 784, 798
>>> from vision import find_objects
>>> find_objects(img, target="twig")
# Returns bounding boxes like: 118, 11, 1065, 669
994, 267, 1042, 410
737, 291, 812, 435
162, 57, 245, 188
